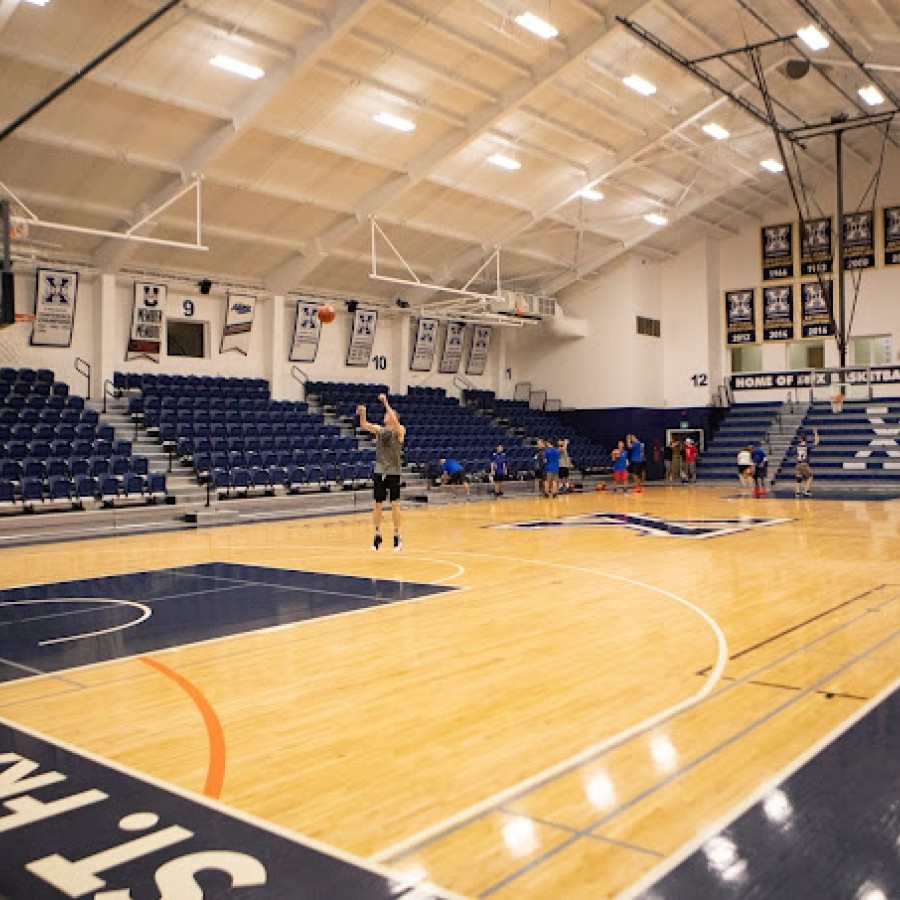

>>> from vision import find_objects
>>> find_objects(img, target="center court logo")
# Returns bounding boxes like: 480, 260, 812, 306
493, 512, 790, 539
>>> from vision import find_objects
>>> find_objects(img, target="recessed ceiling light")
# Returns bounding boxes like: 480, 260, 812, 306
760, 158, 784, 173
488, 153, 521, 171
23, 0, 50, 5
514, 11, 558, 40
858, 84, 885, 106
578, 187, 604, 201
644, 212, 668, 226
209, 54, 265, 80
374, 111, 416, 132
796, 25, 829, 51
623, 74, 657, 96
702, 122, 730, 140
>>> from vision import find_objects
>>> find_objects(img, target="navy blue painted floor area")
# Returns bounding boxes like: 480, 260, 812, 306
0, 562, 455, 682
0, 719, 447, 899
638, 687, 900, 900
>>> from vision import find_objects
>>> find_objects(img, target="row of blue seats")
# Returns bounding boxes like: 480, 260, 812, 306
134, 396, 309, 414
0, 380, 70, 398
2, 421, 120, 442
115, 372, 268, 393
170, 434, 349, 458
1, 394, 84, 415
1, 455, 149, 482
208, 462, 374, 497
148, 410, 326, 429
0, 472, 166, 511
195, 449, 372, 477
0, 367, 55, 384
2, 439, 133, 461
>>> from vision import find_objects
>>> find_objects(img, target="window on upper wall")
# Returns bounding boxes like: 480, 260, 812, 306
167, 320, 206, 358
787, 341, 823, 370
730, 345, 762, 372
851, 335, 891, 366
636, 316, 661, 337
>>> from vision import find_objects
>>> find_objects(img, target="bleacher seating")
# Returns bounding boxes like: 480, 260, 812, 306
696, 402, 782, 480
0, 367, 167, 513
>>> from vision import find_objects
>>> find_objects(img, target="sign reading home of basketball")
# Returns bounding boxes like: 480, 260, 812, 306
842, 210, 875, 270
346, 306, 377, 367
731, 365, 900, 390
290, 300, 323, 363
800, 217, 833, 276
761, 223, 794, 280
31, 268, 78, 348
884, 206, 900, 267
725, 289, 757, 345
762, 284, 794, 342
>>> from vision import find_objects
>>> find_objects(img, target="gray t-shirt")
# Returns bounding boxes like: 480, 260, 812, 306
374, 426, 403, 475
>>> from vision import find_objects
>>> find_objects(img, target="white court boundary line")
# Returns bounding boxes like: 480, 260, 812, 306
371, 548, 728, 864
617, 673, 900, 900
1, 598, 152, 646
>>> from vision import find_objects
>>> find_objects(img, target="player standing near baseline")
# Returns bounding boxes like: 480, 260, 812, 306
794, 427, 819, 498
357, 393, 405, 551
627, 433, 645, 493
490, 444, 508, 498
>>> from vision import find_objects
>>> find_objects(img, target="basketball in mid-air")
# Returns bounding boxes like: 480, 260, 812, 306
317, 304, 336, 324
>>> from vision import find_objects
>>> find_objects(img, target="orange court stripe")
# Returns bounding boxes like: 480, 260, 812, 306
140, 655, 227, 799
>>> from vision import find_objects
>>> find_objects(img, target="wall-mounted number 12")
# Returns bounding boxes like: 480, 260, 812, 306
691, 373, 708, 386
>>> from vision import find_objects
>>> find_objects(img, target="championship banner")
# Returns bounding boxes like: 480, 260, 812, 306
724, 289, 756, 345
883, 206, 900, 266
761, 222, 794, 280
466, 324, 492, 376
289, 300, 322, 363
762, 284, 794, 342
410, 317, 438, 372
439, 321, 466, 373
127, 282, 165, 362
842, 210, 875, 270
800, 278, 834, 338
220, 292, 256, 355
346, 306, 377, 367
800, 217, 833, 276
31, 267, 77, 348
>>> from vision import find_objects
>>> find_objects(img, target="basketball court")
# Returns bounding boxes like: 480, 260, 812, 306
2, 486, 898, 898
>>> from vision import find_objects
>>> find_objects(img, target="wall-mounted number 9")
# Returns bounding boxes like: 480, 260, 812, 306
183, 299, 195, 318
372, 355, 387, 370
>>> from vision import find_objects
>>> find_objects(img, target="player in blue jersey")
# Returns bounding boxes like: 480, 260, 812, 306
490, 444, 508, 498
439, 457, 470, 499
543, 439, 561, 498
611, 439, 629, 493
750, 441, 768, 497
627, 433, 645, 493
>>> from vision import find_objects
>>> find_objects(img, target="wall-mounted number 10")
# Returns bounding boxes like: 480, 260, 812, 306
372, 355, 387, 370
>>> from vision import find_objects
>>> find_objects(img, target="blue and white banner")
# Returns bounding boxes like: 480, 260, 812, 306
410, 317, 438, 372
127, 282, 165, 362
290, 300, 323, 363
883, 206, 900, 266
31, 267, 77, 348
800, 278, 834, 338
346, 306, 377, 367
762, 284, 794, 342
842, 210, 875, 270
725, 288, 756, 345
761, 222, 794, 280
220, 293, 256, 355
439, 321, 466, 373
466, 325, 491, 375
800, 216, 833, 276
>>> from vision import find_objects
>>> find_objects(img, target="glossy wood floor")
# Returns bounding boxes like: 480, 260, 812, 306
1, 486, 899, 898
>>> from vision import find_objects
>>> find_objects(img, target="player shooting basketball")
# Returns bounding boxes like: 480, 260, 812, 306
357, 393, 405, 551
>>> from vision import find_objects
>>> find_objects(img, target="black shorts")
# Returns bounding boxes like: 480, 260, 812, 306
447, 470, 466, 485
629, 461, 645, 477
559, 466, 569, 479
373, 473, 401, 503
534, 467, 545, 479
493, 471, 507, 482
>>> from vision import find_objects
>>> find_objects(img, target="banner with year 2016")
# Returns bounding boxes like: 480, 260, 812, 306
410, 317, 438, 372
761, 222, 794, 280
290, 300, 323, 363
466, 325, 491, 376
439, 321, 466, 373
884, 206, 900, 267
762, 285, 794, 342
346, 306, 378, 367
800, 279, 834, 338
724, 288, 757, 345
127, 282, 165, 362
31, 267, 78, 348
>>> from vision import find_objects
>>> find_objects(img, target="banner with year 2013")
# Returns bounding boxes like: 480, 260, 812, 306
31, 267, 78, 347
762, 285, 794, 341
410, 317, 438, 372
725, 288, 757, 345
439, 321, 466, 373
466, 325, 491, 376
884, 206, 900, 267
127, 282, 165, 362
761, 222, 794, 280
220, 293, 256, 355
346, 306, 377, 367
289, 300, 322, 363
